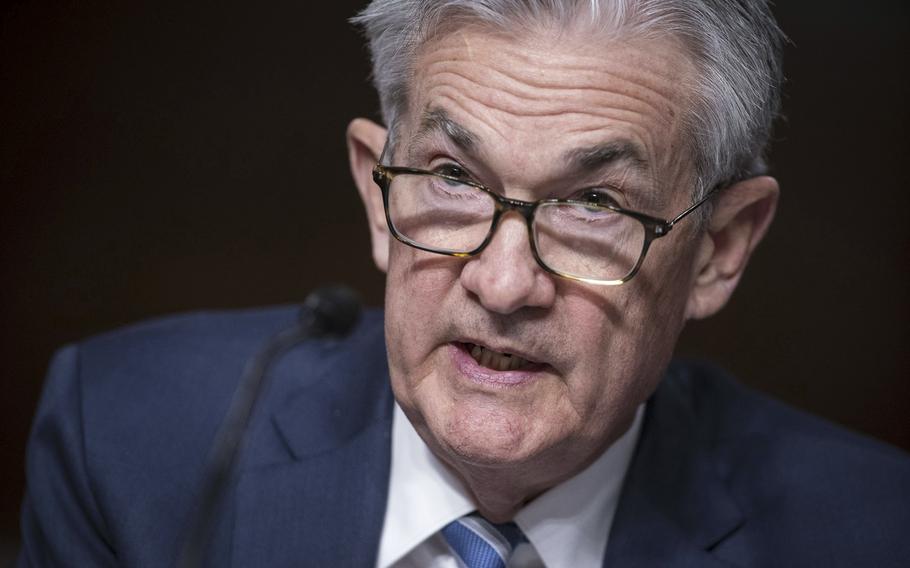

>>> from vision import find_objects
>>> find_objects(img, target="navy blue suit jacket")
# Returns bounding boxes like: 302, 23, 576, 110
19, 307, 910, 566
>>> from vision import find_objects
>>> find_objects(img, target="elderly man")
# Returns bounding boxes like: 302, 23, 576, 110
19, 1, 909, 567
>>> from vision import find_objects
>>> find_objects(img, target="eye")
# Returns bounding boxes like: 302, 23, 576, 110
429, 162, 479, 191
433, 163, 470, 180
577, 189, 619, 207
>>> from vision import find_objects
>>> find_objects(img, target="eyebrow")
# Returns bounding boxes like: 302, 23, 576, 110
562, 141, 649, 176
408, 108, 652, 188
409, 108, 478, 156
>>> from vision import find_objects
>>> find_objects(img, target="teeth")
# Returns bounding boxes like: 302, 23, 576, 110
467, 343, 530, 371
480, 348, 494, 368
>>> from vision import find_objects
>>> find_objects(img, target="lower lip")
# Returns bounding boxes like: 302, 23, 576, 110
449, 343, 547, 387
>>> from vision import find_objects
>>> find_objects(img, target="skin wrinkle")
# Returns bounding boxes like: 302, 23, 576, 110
418, 35, 682, 120
410, 136, 659, 212
564, 141, 649, 173
448, 23, 677, 90
438, 28, 697, 194
422, 34, 684, 121
409, 108, 655, 204
423, 67, 670, 128
417, 100, 657, 159
414, 109, 478, 153
406, 100, 670, 212
412, 38, 694, 212
421, 86, 660, 155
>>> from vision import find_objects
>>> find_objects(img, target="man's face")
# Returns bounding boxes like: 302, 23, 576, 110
382, 27, 703, 487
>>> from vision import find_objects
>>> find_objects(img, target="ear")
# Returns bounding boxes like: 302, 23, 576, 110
347, 118, 390, 272
685, 176, 779, 320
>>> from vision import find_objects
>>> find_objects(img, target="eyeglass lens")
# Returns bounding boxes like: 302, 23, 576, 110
386, 172, 646, 282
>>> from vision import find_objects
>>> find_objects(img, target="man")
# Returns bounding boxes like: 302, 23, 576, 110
19, 1, 910, 567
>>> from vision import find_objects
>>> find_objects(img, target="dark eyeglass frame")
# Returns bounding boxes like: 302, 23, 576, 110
372, 164, 717, 285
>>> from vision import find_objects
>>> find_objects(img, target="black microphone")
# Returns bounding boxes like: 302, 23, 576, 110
299, 284, 362, 338
178, 286, 362, 568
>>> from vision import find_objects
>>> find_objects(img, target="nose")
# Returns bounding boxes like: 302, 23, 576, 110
459, 213, 556, 314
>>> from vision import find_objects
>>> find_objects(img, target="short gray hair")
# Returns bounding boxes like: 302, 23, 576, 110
352, 0, 785, 196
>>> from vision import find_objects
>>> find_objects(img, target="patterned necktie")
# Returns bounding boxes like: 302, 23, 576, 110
441, 514, 527, 568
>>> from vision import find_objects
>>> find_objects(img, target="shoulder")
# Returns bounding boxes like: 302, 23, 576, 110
667, 360, 909, 474
22, 305, 388, 565
666, 361, 910, 564
63, 305, 386, 456
21, 305, 388, 565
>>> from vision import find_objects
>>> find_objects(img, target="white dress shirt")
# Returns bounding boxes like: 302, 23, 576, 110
376, 402, 644, 568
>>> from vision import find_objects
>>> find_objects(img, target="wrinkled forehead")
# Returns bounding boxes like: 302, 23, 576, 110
397, 23, 700, 205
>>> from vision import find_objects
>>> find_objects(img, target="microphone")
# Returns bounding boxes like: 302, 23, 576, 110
299, 284, 362, 338
178, 286, 362, 568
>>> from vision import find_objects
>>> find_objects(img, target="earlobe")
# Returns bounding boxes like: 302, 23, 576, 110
685, 176, 779, 320
347, 118, 390, 272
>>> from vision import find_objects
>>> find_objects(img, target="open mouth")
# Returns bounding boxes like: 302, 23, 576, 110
459, 342, 540, 372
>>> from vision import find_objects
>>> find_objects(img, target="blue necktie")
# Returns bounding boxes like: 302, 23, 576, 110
441, 514, 526, 568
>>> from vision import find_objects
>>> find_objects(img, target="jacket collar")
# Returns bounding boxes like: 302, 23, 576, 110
604, 363, 745, 567
229, 310, 395, 567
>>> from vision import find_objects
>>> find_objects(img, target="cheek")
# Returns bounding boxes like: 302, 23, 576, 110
611, 259, 693, 381
560, 277, 686, 419
383, 244, 463, 374
387, 243, 461, 297
385, 247, 460, 329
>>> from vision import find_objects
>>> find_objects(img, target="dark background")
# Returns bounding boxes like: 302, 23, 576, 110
1, 0, 907, 559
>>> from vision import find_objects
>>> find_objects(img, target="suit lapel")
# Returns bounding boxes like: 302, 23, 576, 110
230, 414, 392, 567
604, 364, 744, 567
229, 312, 394, 567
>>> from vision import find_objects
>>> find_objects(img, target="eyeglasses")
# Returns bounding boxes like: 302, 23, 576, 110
371, 164, 716, 285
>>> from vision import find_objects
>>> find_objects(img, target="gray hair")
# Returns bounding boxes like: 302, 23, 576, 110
352, 0, 785, 196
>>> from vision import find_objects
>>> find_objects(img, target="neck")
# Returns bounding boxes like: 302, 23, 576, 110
440, 432, 624, 523
452, 467, 551, 522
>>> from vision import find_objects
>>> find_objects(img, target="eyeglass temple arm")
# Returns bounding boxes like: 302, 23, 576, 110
667, 186, 720, 228
377, 136, 393, 165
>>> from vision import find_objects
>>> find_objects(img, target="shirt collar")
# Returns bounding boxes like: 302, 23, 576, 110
377, 403, 644, 568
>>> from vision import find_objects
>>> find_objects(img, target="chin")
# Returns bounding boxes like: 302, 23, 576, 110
433, 402, 543, 468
